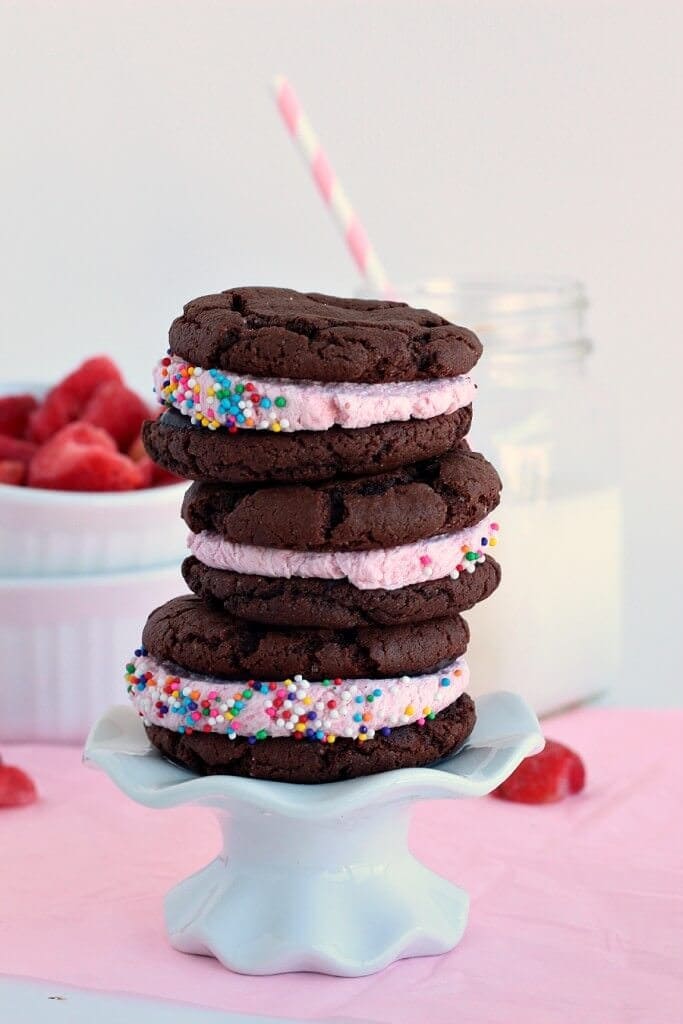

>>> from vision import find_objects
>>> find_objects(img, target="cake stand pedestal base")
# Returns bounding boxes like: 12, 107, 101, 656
85, 692, 542, 977
166, 804, 468, 974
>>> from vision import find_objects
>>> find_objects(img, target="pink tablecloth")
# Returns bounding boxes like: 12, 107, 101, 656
1, 708, 681, 1024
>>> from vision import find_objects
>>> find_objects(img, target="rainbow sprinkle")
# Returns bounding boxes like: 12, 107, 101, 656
155, 357, 289, 433
125, 653, 466, 744
447, 521, 499, 581
126, 659, 382, 744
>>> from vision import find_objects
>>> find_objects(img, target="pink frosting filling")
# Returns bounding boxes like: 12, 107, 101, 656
126, 654, 468, 742
188, 518, 499, 591
154, 355, 476, 432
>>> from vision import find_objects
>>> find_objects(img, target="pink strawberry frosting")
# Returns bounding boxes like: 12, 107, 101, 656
188, 518, 498, 591
154, 355, 476, 432
126, 653, 468, 741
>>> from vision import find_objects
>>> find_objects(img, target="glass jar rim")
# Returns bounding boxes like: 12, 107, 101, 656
364, 275, 591, 358
393, 274, 587, 320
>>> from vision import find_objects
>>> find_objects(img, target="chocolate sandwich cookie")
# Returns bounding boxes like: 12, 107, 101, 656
142, 595, 469, 680
144, 694, 476, 783
145, 696, 475, 782
142, 405, 472, 485
182, 555, 501, 628
182, 448, 501, 550
169, 287, 482, 383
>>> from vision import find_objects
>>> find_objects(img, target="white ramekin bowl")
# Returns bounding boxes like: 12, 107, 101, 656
0, 564, 186, 742
0, 481, 189, 577
0, 379, 188, 576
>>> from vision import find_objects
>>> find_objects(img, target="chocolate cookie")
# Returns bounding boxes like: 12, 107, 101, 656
169, 287, 482, 384
142, 595, 469, 681
182, 448, 501, 550
182, 555, 501, 628
145, 693, 476, 783
143, 405, 472, 485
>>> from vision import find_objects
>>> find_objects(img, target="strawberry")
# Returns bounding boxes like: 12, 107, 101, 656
0, 757, 38, 807
492, 739, 586, 804
0, 435, 37, 465
0, 394, 38, 438
130, 436, 184, 487
135, 455, 156, 488
35, 421, 116, 453
133, 454, 184, 488
127, 434, 147, 462
149, 459, 185, 487
28, 422, 143, 492
27, 388, 72, 443
0, 460, 26, 485
28, 356, 123, 442
81, 381, 153, 451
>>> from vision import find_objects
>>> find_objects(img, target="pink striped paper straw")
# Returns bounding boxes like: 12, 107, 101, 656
273, 75, 395, 298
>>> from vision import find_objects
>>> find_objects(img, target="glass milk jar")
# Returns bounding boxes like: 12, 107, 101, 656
390, 278, 621, 715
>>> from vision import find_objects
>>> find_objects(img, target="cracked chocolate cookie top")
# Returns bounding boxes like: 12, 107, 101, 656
141, 595, 469, 681
181, 447, 501, 551
168, 287, 483, 383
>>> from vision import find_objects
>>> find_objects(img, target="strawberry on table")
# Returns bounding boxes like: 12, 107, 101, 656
0, 756, 38, 808
28, 422, 144, 492
82, 380, 152, 451
0, 394, 38, 438
28, 356, 123, 443
492, 739, 586, 804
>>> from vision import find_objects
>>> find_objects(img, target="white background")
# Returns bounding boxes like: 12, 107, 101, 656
1, 1, 681, 705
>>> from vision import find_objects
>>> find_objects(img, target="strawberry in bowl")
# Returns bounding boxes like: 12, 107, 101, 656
0, 356, 182, 492
0, 356, 189, 577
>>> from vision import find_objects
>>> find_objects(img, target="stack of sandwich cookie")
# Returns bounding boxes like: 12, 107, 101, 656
129, 287, 502, 783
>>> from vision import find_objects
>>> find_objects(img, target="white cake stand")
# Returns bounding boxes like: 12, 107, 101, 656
84, 692, 543, 977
